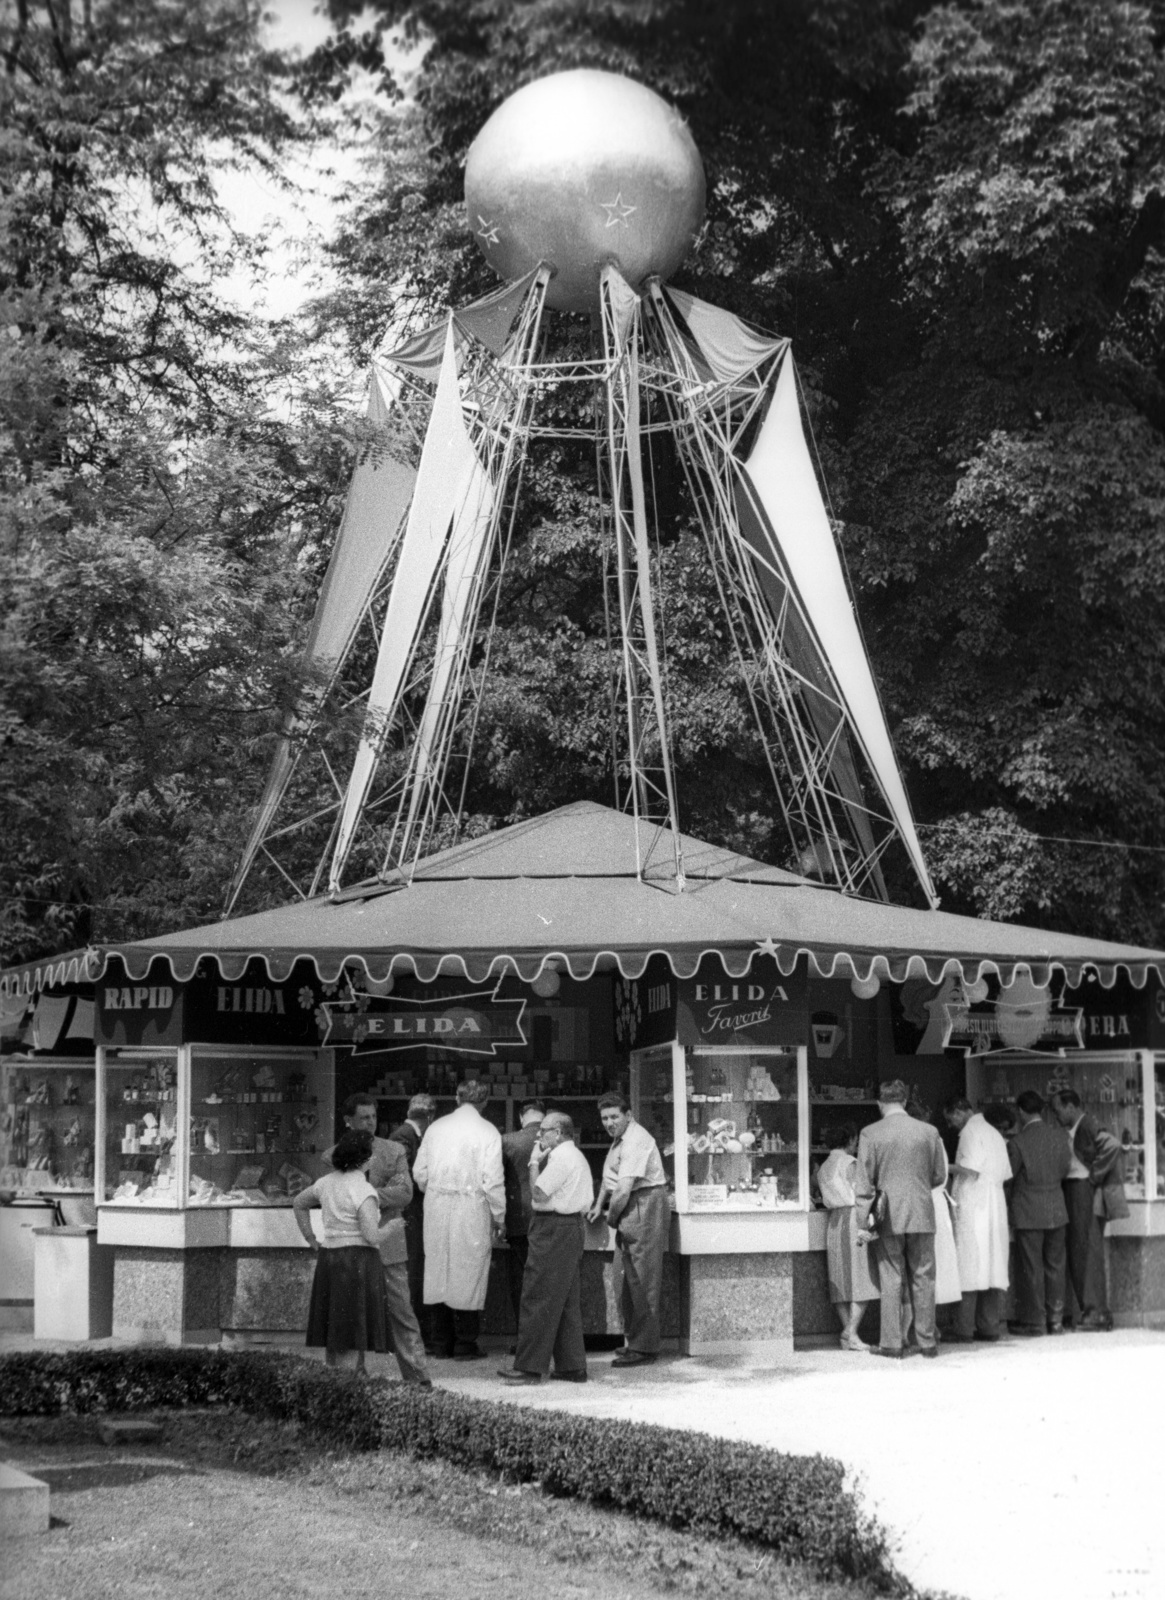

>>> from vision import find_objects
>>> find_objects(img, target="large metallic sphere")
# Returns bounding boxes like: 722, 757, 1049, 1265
464, 70, 705, 313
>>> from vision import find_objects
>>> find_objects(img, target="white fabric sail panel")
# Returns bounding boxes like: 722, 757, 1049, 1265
741, 355, 936, 904
307, 366, 414, 670
226, 365, 414, 911
400, 453, 497, 841
665, 288, 784, 383
331, 322, 482, 885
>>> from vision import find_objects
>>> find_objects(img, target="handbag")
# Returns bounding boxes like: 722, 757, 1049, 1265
865, 1188, 889, 1237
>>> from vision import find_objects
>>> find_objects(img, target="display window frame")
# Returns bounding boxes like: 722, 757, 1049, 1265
965, 1047, 1158, 1203
96, 1043, 335, 1211
0, 1055, 98, 1196
630, 1040, 810, 1215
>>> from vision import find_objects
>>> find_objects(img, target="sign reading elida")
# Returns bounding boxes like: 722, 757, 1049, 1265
321, 979, 526, 1057
96, 957, 325, 1048
675, 955, 809, 1048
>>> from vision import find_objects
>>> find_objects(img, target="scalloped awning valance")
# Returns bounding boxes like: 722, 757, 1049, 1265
4, 804, 1164, 999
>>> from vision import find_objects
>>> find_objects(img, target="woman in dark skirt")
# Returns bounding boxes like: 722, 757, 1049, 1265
293, 1128, 390, 1370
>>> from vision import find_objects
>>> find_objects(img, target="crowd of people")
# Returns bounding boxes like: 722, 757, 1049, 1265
816, 1079, 1130, 1357
290, 1069, 1125, 1378
291, 1081, 671, 1384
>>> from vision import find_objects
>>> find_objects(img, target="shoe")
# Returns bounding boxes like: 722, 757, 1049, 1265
497, 1367, 541, 1385
942, 1334, 975, 1344
429, 1347, 454, 1360
453, 1344, 486, 1361
973, 1332, 1000, 1343
1046, 1324, 1065, 1336
1077, 1314, 1113, 1332
408, 1378, 434, 1389
1008, 1324, 1044, 1337
872, 1347, 906, 1359
920, 1346, 938, 1359
839, 1336, 871, 1352
551, 1369, 588, 1383
611, 1349, 656, 1368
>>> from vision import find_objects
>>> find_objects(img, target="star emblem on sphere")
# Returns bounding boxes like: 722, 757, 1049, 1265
600, 192, 637, 228
476, 214, 500, 246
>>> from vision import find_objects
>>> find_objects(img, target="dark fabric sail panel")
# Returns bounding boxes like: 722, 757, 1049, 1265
662, 286, 785, 383
384, 271, 541, 382
732, 471, 887, 896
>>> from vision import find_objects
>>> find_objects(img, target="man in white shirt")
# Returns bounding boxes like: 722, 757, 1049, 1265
587, 1090, 669, 1368
498, 1112, 594, 1385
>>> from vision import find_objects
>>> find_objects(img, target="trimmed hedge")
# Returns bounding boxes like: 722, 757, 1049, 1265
0, 1349, 902, 1592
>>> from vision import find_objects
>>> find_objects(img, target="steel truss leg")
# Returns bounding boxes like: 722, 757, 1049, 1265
599, 267, 685, 887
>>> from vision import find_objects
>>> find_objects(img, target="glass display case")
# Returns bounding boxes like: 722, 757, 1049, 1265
188, 1048, 334, 1205
631, 1044, 808, 1212
0, 1058, 97, 1194
97, 1045, 334, 1208
967, 1050, 1156, 1200
100, 1048, 181, 1206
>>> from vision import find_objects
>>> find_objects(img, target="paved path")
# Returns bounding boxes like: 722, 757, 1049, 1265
438, 1331, 1165, 1600
5, 1327, 1163, 1599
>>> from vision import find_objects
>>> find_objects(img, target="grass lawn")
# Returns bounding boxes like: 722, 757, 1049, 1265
1, 1409, 895, 1600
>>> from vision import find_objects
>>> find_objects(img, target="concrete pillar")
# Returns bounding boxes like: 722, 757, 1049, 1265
681, 1252, 794, 1358
111, 1246, 224, 1344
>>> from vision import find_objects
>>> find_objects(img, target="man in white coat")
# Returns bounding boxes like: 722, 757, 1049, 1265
413, 1078, 505, 1360
944, 1096, 1011, 1342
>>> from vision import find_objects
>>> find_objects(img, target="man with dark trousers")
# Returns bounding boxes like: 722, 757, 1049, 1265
497, 1111, 594, 1385
854, 1078, 948, 1358
1050, 1089, 1128, 1330
1008, 1090, 1072, 1335
389, 1093, 437, 1350
501, 1100, 545, 1333
588, 1090, 669, 1368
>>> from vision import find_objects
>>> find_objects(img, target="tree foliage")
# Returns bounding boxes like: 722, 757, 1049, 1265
0, 0, 348, 962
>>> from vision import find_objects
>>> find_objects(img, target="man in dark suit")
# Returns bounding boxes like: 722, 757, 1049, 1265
389, 1093, 437, 1350
1051, 1089, 1129, 1331
855, 1078, 948, 1358
501, 1100, 545, 1333
1008, 1090, 1072, 1335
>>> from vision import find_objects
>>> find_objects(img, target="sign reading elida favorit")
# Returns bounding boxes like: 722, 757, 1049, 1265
321, 979, 526, 1057
675, 955, 809, 1048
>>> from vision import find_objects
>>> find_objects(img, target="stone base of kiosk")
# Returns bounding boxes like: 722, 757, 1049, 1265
97, 1202, 1165, 1349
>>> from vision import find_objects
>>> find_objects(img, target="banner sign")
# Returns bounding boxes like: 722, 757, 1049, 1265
96, 958, 326, 1047
320, 978, 526, 1057
942, 995, 1084, 1053
886, 967, 1161, 1056
676, 955, 809, 1048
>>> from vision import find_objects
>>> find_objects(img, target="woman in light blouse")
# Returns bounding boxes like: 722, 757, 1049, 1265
817, 1121, 879, 1351
293, 1127, 392, 1371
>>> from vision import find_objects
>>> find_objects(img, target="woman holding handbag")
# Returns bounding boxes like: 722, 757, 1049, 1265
817, 1122, 879, 1351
